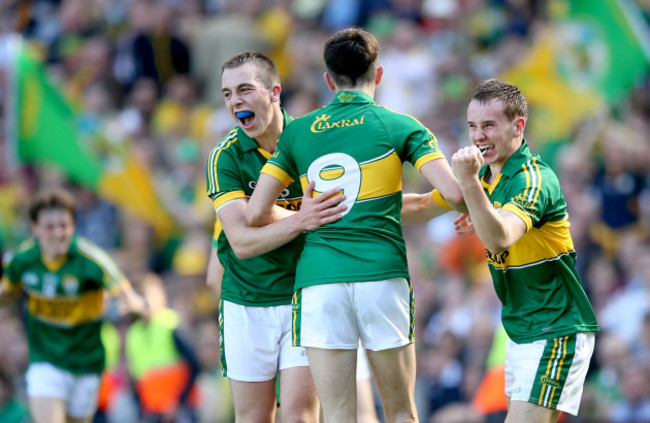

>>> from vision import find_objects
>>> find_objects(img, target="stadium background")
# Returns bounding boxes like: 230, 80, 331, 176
0, 0, 649, 421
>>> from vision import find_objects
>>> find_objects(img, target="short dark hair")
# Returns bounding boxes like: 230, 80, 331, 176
323, 28, 379, 87
28, 187, 76, 224
221, 51, 280, 89
470, 79, 528, 121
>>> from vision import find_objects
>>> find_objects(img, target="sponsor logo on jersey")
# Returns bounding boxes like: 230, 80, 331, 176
249, 180, 291, 199
22, 272, 38, 286
486, 249, 509, 264
310, 114, 366, 133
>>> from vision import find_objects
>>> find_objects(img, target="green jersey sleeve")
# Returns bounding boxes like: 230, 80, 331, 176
389, 113, 444, 170
206, 136, 248, 210
501, 157, 566, 231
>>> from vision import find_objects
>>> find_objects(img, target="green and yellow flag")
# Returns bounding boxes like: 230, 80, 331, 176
14, 43, 174, 240
501, 0, 650, 146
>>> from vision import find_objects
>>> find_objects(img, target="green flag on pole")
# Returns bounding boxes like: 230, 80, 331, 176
11, 40, 175, 240
16, 44, 103, 187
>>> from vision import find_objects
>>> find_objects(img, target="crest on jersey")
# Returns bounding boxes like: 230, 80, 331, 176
62, 275, 79, 296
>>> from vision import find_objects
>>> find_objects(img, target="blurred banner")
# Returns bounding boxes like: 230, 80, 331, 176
501, 0, 650, 145
5, 36, 174, 241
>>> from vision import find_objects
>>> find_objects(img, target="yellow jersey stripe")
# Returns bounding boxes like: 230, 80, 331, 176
207, 132, 238, 193
257, 148, 272, 160
212, 190, 246, 211
481, 173, 504, 195
26, 289, 105, 326
523, 162, 531, 202
539, 338, 559, 405
358, 152, 402, 199
262, 163, 295, 186
413, 152, 444, 171
298, 151, 403, 201
531, 157, 543, 204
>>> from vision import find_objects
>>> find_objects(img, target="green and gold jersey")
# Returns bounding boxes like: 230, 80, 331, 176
479, 141, 599, 343
206, 110, 304, 306
261, 91, 444, 289
1, 236, 127, 374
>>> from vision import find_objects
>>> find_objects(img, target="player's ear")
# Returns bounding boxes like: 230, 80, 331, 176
324, 72, 337, 91
514, 116, 526, 137
271, 84, 281, 102
375, 65, 384, 85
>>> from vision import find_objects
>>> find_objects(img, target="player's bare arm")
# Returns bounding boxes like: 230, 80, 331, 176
113, 280, 148, 319
222, 181, 346, 259
419, 159, 467, 213
401, 192, 453, 225
246, 173, 290, 227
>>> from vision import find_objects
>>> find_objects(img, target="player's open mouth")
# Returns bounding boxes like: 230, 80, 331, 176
235, 110, 255, 129
478, 144, 492, 156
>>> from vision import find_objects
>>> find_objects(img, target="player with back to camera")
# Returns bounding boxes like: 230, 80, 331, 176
247, 28, 466, 423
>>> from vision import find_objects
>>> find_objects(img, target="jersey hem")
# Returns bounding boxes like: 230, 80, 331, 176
29, 358, 103, 376
506, 326, 599, 344
220, 296, 292, 307
295, 271, 410, 289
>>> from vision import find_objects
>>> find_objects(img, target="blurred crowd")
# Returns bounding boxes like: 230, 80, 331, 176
0, 0, 649, 422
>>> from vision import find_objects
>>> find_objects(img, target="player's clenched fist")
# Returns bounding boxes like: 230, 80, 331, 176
451, 145, 484, 181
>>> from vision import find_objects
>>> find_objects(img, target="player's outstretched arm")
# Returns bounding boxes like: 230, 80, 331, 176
401, 192, 453, 225
113, 280, 148, 320
419, 159, 467, 214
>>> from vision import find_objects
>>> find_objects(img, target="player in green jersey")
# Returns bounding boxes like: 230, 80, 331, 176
247, 29, 465, 423
205, 52, 346, 423
0, 188, 146, 423
451, 79, 599, 422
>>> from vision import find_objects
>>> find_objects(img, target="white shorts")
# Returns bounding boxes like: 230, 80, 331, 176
26, 362, 101, 419
505, 332, 595, 415
220, 300, 309, 382
293, 278, 414, 351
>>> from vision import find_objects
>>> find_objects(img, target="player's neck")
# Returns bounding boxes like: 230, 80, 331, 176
255, 108, 284, 154
336, 82, 376, 98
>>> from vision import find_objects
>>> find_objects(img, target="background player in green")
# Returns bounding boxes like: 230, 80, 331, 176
205, 51, 345, 422
451, 79, 599, 422
247, 29, 465, 423
0, 187, 146, 423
